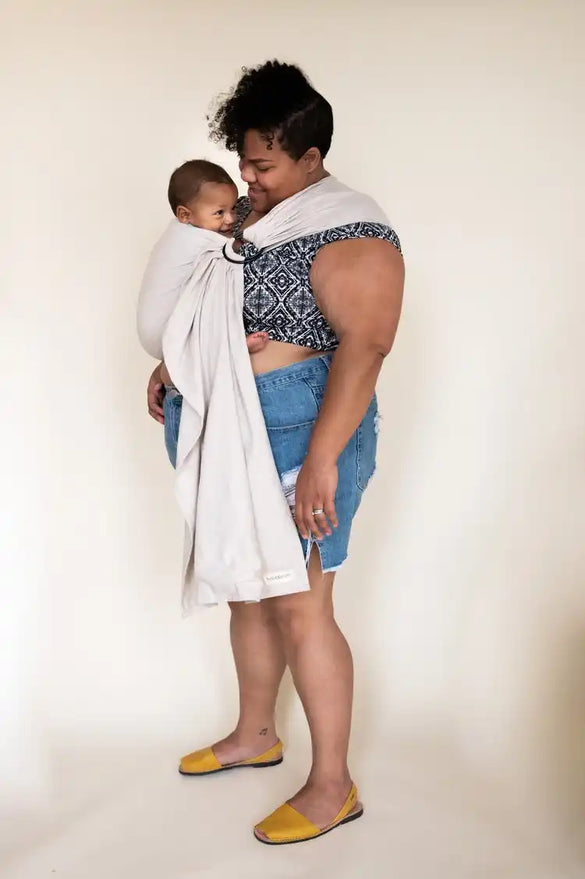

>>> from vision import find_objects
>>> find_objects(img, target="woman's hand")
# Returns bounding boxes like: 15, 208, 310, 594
294, 453, 339, 541
147, 362, 165, 424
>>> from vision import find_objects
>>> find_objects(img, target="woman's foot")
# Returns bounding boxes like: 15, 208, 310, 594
254, 776, 359, 842
179, 729, 282, 776
206, 729, 280, 767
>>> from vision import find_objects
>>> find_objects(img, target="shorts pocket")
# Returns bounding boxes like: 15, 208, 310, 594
302, 357, 330, 410
258, 379, 319, 431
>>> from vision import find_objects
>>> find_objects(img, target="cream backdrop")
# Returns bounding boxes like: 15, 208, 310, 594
2, 0, 584, 872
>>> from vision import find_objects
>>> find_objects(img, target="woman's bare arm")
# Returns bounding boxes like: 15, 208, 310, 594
147, 362, 166, 424
293, 238, 404, 540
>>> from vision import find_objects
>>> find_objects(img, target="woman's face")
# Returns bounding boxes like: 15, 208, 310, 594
239, 129, 315, 215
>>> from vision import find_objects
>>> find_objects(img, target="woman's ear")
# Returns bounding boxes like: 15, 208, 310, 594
303, 147, 323, 174
176, 205, 191, 224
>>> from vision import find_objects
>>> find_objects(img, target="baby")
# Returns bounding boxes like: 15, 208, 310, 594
146, 159, 267, 464
162, 159, 268, 385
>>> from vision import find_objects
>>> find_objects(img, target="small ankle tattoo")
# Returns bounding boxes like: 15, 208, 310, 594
259, 728, 268, 736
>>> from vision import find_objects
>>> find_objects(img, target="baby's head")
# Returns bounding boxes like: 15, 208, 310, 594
168, 160, 238, 235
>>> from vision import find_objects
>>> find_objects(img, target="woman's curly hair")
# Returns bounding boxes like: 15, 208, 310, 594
208, 61, 333, 160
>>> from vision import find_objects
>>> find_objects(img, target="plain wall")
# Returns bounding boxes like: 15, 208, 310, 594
2, 0, 584, 844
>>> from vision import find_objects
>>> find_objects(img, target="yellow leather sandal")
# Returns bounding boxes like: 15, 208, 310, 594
179, 739, 283, 776
253, 782, 363, 845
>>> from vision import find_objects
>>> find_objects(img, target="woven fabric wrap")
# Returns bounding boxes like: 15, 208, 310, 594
137, 177, 391, 611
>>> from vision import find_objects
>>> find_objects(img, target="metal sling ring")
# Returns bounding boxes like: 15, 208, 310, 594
222, 242, 266, 265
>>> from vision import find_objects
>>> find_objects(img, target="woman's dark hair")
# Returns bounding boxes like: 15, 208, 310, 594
208, 61, 333, 160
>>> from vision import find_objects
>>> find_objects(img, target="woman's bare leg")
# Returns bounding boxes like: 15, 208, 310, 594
211, 601, 287, 764
258, 547, 356, 830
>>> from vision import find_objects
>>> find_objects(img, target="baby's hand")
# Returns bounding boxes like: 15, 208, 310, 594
246, 332, 269, 354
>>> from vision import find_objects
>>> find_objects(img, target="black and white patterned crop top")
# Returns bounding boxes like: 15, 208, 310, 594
234, 197, 402, 352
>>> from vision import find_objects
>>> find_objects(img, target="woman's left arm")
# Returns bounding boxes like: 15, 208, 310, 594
293, 238, 404, 541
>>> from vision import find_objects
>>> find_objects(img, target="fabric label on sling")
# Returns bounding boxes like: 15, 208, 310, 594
264, 570, 294, 585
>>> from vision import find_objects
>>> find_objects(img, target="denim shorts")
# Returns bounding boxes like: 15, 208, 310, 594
163, 387, 182, 469
162, 354, 378, 572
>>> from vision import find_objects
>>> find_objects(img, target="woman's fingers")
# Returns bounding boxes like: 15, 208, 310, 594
307, 504, 325, 541
312, 510, 331, 539
296, 501, 333, 542
293, 458, 338, 541
294, 504, 311, 540
296, 501, 317, 541
324, 497, 338, 530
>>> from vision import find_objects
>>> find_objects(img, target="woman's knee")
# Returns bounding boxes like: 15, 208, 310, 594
229, 599, 278, 631
267, 593, 334, 643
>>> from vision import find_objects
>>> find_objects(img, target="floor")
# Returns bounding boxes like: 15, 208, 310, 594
2, 737, 583, 879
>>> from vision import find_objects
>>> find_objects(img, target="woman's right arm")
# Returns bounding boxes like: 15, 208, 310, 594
147, 362, 165, 424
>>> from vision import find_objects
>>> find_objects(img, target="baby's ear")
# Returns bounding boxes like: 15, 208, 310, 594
176, 205, 190, 224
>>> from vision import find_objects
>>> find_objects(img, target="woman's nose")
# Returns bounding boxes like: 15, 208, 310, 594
239, 159, 256, 184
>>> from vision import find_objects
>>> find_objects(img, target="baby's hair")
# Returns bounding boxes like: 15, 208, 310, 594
168, 160, 235, 214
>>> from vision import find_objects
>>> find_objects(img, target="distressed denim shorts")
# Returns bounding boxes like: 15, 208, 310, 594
163, 386, 182, 469
256, 354, 378, 572
162, 354, 378, 573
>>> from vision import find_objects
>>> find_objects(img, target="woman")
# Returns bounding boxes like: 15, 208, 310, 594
147, 61, 404, 844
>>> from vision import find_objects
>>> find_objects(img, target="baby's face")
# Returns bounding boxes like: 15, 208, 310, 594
180, 182, 238, 235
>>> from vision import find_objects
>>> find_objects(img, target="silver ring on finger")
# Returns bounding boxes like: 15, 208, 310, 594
311, 509, 325, 516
